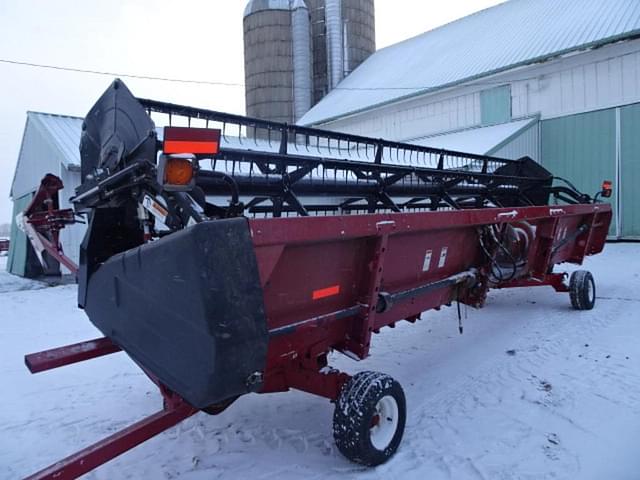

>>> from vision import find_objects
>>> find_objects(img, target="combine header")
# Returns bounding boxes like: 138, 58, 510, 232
23, 80, 612, 478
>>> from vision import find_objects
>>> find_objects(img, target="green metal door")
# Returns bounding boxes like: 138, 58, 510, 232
620, 104, 640, 238
6, 193, 32, 276
541, 109, 617, 237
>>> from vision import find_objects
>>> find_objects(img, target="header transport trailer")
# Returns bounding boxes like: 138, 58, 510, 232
22, 80, 612, 479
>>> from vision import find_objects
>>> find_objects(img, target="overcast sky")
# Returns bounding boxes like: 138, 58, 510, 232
0, 0, 505, 224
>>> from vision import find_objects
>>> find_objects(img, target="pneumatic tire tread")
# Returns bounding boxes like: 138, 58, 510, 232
570, 270, 596, 310
333, 371, 406, 466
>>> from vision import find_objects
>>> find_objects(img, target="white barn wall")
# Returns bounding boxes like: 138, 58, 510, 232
58, 167, 84, 268
315, 38, 640, 142
314, 89, 482, 141
511, 39, 640, 121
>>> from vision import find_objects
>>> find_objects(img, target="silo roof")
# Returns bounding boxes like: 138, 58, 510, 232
299, 0, 640, 126
244, 0, 298, 17
291, 0, 308, 11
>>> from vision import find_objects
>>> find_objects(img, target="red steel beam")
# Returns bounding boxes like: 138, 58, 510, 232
24, 400, 197, 480
249, 204, 611, 247
31, 229, 79, 275
25, 337, 121, 374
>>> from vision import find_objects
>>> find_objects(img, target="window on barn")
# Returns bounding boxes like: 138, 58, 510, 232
481, 85, 512, 126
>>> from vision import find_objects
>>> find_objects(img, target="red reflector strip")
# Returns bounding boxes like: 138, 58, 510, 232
163, 127, 221, 154
312, 285, 340, 300
163, 140, 220, 154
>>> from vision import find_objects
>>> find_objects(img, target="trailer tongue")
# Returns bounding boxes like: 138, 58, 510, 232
23, 79, 612, 478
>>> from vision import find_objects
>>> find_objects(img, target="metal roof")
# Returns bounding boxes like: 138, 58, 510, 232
9, 112, 83, 199
300, 0, 640, 126
28, 111, 83, 168
244, 0, 300, 17
409, 117, 537, 155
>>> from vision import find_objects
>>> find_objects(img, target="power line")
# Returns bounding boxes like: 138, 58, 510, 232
0, 58, 243, 87
0, 58, 428, 90
0, 57, 540, 91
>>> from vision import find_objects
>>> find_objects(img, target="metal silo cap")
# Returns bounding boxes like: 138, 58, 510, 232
244, 0, 299, 17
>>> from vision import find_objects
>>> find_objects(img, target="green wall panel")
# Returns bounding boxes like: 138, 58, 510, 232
541, 109, 617, 236
6, 193, 32, 276
621, 104, 640, 238
480, 85, 512, 126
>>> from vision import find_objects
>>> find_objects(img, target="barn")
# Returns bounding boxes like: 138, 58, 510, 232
7, 112, 85, 277
7, 0, 640, 279
300, 0, 640, 239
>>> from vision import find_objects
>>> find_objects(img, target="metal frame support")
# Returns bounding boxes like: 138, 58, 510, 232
25, 337, 121, 373
497, 272, 569, 292
25, 395, 196, 480
349, 220, 395, 358
285, 366, 351, 401
22, 340, 197, 480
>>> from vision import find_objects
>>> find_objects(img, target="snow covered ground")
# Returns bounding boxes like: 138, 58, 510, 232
2, 245, 640, 480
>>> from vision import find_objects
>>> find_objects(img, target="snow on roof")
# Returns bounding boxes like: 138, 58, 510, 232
28, 112, 83, 168
9, 112, 84, 199
410, 118, 536, 155
300, 0, 640, 126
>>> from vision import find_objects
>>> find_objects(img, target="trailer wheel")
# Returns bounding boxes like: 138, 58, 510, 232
333, 371, 406, 466
570, 270, 596, 310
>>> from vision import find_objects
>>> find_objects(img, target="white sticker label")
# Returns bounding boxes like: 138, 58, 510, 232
497, 210, 518, 219
422, 250, 433, 272
142, 195, 169, 224
438, 247, 448, 268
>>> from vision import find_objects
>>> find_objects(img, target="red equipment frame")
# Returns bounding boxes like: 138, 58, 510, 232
19, 174, 78, 273
24, 337, 196, 480
22, 197, 611, 479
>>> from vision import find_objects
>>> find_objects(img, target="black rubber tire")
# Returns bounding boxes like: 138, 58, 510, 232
333, 371, 406, 466
569, 270, 596, 310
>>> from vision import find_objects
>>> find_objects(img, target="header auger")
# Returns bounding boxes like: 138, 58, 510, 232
22, 80, 611, 479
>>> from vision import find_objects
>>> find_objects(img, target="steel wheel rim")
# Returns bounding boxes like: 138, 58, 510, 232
587, 277, 595, 303
369, 395, 399, 450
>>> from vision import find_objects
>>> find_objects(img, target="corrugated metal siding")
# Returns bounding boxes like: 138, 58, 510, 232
413, 118, 534, 155
6, 194, 32, 276
488, 120, 539, 161
319, 38, 640, 141
621, 103, 640, 238
301, 0, 640, 125
313, 90, 482, 140
512, 46, 640, 121
541, 109, 618, 236
58, 167, 85, 268
481, 85, 512, 126
31, 112, 82, 168
11, 118, 62, 199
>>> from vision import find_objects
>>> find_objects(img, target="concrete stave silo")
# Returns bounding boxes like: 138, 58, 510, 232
342, 0, 376, 77
244, 0, 296, 123
243, 0, 375, 123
